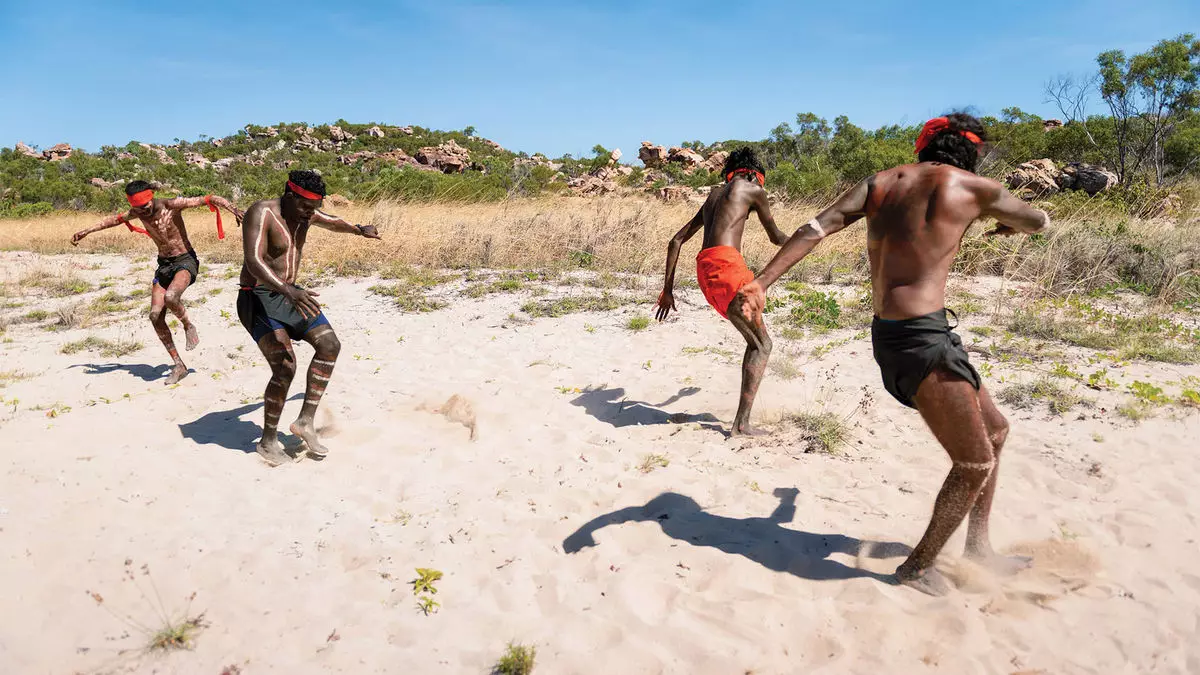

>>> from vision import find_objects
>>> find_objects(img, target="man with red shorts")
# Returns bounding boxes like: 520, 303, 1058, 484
655, 147, 787, 436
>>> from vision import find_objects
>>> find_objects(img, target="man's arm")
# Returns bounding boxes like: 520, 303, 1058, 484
656, 207, 704, 321
757, 177, 871, 290
162, 195, 245, 225
752, 188, 788, 246
974, 178, 1049, 236
310, 210, 380, 239
71, 212, 131, 245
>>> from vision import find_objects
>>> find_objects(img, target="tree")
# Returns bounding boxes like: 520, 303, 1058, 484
1048, 34, 1200, 184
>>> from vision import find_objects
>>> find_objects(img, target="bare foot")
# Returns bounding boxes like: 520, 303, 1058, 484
895, 563, 954, 596
290, 419, 329, 459
184, 322, 199, 351
966, 550, 1033, 576
256, 435, 292, 467
165, 364, 189, 385
730, 425, 770, 438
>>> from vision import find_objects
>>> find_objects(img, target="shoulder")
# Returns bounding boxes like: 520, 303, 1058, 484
244, 199, 280, 219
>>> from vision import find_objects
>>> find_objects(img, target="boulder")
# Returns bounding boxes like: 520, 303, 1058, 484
212, 157, 238, 171
657, 185, 696, 203
246, 125, 278, 139
184, 152, 210, 168
617, 166, 633, 176
399, 126, 414, 135
138, 143, 175, 165
326, 194, 352, 207
483, 138, 505, 152
700, 150, 730, 174
116, 152, 136, 161
567, 174, 618, 196
338, 150, 378, 165
328, 125, 355, 143
366, 126, 385, 138
610, 148, 622, 164
1042, 119, 1064, 132
15, 142, 40, 158
667, 146, 704, 170
89, 177, 123, 189
211, 138, 225, 147
43, 143, 73, 162
638, 141, 668, 169
416, 140, 472, 174
1005, 159, 1061, 198
1060, 163, 1117, 196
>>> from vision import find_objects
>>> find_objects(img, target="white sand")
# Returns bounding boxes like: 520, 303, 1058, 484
1, 251, 1198, 674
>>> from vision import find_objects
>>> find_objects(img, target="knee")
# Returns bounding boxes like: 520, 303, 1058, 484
761, 334, 773, 354
316, 334, 341, 360
164, 290, 182, 306
148, 305, 165, 324
988, 417, 1010, 453
273, 356, 298, 381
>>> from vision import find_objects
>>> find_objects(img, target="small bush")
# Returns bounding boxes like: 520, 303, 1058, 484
998, 377, 1092, 415
493, 642, 537, 675
626, 316, 650, 331
522, 294, 638, 318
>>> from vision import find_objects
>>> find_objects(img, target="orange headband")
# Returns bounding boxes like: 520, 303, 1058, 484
126, 189, 154, 207
915, 117, 982, 155
286, 181, 323, 201
726, 168, 765, 186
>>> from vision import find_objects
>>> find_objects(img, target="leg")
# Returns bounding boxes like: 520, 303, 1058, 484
162, 270, 199, 351
256, 330, 297, 466
895, 368, 997, 596
726, 296, 772, 437
149, 281, 188, 385
291, 322, 340, 458
964, 384, 1031, 574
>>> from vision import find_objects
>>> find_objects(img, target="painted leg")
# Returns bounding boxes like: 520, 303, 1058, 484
256, 330, 296, 466
149, 282, 188, 385
163, 270, 198, 351
291, 324, 340, 458
964, 383, 1032, 575
727, 295, 772, 437
895, 368, 996, 596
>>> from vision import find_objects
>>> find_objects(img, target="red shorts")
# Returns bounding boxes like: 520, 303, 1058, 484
696, 246, 754, 319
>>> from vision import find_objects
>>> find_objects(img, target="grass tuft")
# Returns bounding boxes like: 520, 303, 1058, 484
493, 642, 537, 675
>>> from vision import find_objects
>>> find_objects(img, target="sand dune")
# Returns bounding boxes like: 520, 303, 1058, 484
1, 251, 1198, 674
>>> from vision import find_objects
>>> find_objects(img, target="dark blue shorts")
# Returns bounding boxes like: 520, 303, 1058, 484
236, 285, 330, 343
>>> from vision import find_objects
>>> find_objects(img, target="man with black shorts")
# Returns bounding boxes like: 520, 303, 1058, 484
237, 170, 380, 466
71, 180, 242, 384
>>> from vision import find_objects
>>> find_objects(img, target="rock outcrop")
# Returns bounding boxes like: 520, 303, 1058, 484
1005, 159, 1061, 198
15, 142, 40, 158
416, 140, 472, 173
639, 142, 668, 169
366, 126, 385, 138
139, 143, 175, 165
43, 143, 73, 162
667, 147, 704, 169
1060, 163, 1118, 196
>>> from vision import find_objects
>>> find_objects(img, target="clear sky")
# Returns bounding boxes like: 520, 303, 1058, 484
2, 0, 1197, 159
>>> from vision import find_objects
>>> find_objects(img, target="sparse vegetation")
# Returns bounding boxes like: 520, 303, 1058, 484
780, 410, 851, 454
638, 453, 670, 473
369, 283, 446, 313
522, 294, 640, 318
999, 377, 1093, 415
626, 316, 650, 331
61, 336, 143, 357
769, 355, 803, 380
493, 642, 537, 675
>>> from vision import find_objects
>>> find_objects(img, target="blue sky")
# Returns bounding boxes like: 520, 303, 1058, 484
2, 0, 1197, 159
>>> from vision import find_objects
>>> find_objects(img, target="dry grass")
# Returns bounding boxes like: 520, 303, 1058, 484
2, 195, 1197, 307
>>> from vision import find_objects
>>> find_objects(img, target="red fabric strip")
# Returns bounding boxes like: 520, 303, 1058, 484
286, 180, 323, 201
204, 195, 225, 240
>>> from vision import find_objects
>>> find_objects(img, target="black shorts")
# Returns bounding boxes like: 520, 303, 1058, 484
154, 250, 199, 287
871, 308, 980, 408
236, 284, 330, 343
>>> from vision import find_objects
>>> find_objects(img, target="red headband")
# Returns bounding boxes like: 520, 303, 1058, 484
914, 117, 983, 155
126, 189, 154, 207
726, 168, 765, 186
287, 180, 323, 201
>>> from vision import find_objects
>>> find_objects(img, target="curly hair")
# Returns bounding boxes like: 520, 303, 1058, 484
721, 147, 765, 179
916, 112, 986, 173
125, 180, 153, 196
283, 169, 327, 198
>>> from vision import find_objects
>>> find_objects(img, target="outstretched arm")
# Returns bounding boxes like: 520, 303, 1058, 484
736, 177, 872, 316
656, 207, 704, 321
752, 187, 788, 245
162, 195, 244, 225
71, 212, 131, 245
974, 178, 1049, 236
562, 507, 644, 553
310, 210, 380, 239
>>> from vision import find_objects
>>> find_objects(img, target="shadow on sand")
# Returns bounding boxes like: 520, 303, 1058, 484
570, 386, 724, 432
177, 394, 303, 453
563, 489, 910, 584
70, 362, 175, 383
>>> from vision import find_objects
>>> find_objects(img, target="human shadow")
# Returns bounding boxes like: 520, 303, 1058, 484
570, 386, 723, 431
563, 489, 911, 584
70, 362, 174, 382
177, 394, 303, 454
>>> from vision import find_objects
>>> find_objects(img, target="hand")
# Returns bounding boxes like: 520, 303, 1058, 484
655, 289, 676, 321
233, 208, 245, 227
357, 224, 381, 239
735, 280, 766, 319
287, 287, 322, 319
71, 231, 86, 246
984, 223, 1019, 238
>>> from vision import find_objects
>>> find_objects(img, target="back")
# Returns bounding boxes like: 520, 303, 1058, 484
700, 179, 763, 249
865, 162, 986, 319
